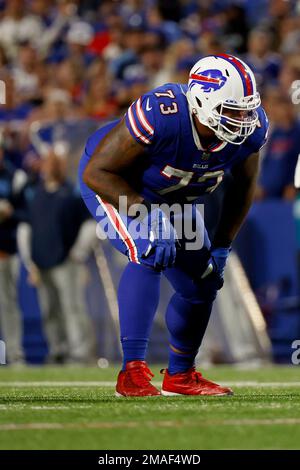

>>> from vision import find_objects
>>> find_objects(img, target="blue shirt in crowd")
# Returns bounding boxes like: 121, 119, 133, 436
23, 180, 89, 269
259, 120, 300, 197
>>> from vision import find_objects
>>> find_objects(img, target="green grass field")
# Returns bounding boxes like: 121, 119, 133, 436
0, 365, 299, 450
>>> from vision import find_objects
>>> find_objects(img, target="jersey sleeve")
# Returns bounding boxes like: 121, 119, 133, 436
248, 106, 270, 153
125, 94, 156, 146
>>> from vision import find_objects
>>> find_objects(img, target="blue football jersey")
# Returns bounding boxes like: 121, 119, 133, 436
124, 83, 269, 203
80, 83, 269, 204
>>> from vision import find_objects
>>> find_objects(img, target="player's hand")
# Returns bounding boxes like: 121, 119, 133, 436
201, 248, 231, 279
0, 199, 13, 222
210, 247, 231, 279
199, 247, 230, 293
141, 207, 177, 270
27, 262, 41, 287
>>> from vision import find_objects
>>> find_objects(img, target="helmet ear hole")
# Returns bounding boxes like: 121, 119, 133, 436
195, 97, 202, 108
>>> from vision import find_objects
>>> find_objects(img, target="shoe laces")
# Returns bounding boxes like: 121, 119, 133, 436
189, 369, 218, 387
161, 367, 204, 384
130, 364, 154, 387
190, 369, 203, 384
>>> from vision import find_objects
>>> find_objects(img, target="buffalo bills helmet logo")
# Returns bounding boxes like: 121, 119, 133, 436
189, 69, 227, 93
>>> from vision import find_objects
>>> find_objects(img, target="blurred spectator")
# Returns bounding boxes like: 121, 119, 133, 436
279, 17, 300, 56
221, 4, 249, 53
101, 18, 124, 63
146, 4, 182, 44
139, 44, 170, 89
0, 0, 43, 60
28, 88, 80, 139
245, 29, 281, 90
12, 42, 41, 103
27, 86, 98, 182
0, 44, 9, 71
55, 59, 85, 102
256, 87, 300, 200
0, 73, 35, 127
266, 0, 294, 49
65, 20, 94, 66
278, 55, 300, 105
18, 151, 95, 364
111, 26, 145, 81
197, 32, 224, 56
30, 0, 79, 58
0, 0, 76, 60
84, 75, 118, 120
0, 133, 26, 365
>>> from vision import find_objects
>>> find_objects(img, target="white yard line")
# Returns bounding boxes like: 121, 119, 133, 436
0, 381, 299, 387
0, 381, 115, 387
0, 404, 92, 410
224, 381, 300, 387
0, 418, 300, 431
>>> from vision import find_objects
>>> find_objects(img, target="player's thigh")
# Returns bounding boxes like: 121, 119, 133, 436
164, 204, 219, 302
173, 202, 209, 251
172, 202, 211, 278
164, 245, 212, 301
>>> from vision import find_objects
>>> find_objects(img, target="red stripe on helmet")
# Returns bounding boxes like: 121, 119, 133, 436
218, 54, 253, 96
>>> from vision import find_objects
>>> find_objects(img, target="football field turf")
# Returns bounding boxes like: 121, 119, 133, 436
0, 365, 299, 450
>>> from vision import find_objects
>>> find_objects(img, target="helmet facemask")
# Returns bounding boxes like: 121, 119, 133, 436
192, 92, 261, 145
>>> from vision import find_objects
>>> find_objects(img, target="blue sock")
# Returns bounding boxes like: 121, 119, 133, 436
166, 293, 213, 374
168, 346, 197, 375
121, 339, 149, 370
118, 262, 161, 370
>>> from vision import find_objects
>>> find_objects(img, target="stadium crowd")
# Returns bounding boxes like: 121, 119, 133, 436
0, 0, 299, 364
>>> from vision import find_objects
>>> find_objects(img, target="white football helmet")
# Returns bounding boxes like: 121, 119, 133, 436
186, 54, 261, 145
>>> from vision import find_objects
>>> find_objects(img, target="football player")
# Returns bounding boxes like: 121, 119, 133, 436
79, 54, 269, 397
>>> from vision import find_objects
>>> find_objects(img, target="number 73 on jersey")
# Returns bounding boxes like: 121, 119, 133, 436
158, 165, 224, 195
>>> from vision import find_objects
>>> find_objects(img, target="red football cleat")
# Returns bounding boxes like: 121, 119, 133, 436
115, 360, 161, 397
161, 367, 233, 396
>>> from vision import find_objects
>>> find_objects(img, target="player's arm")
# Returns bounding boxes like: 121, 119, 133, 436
82, 118, 145, 209
83, 116, 176, 269
212, 152, 260, 248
